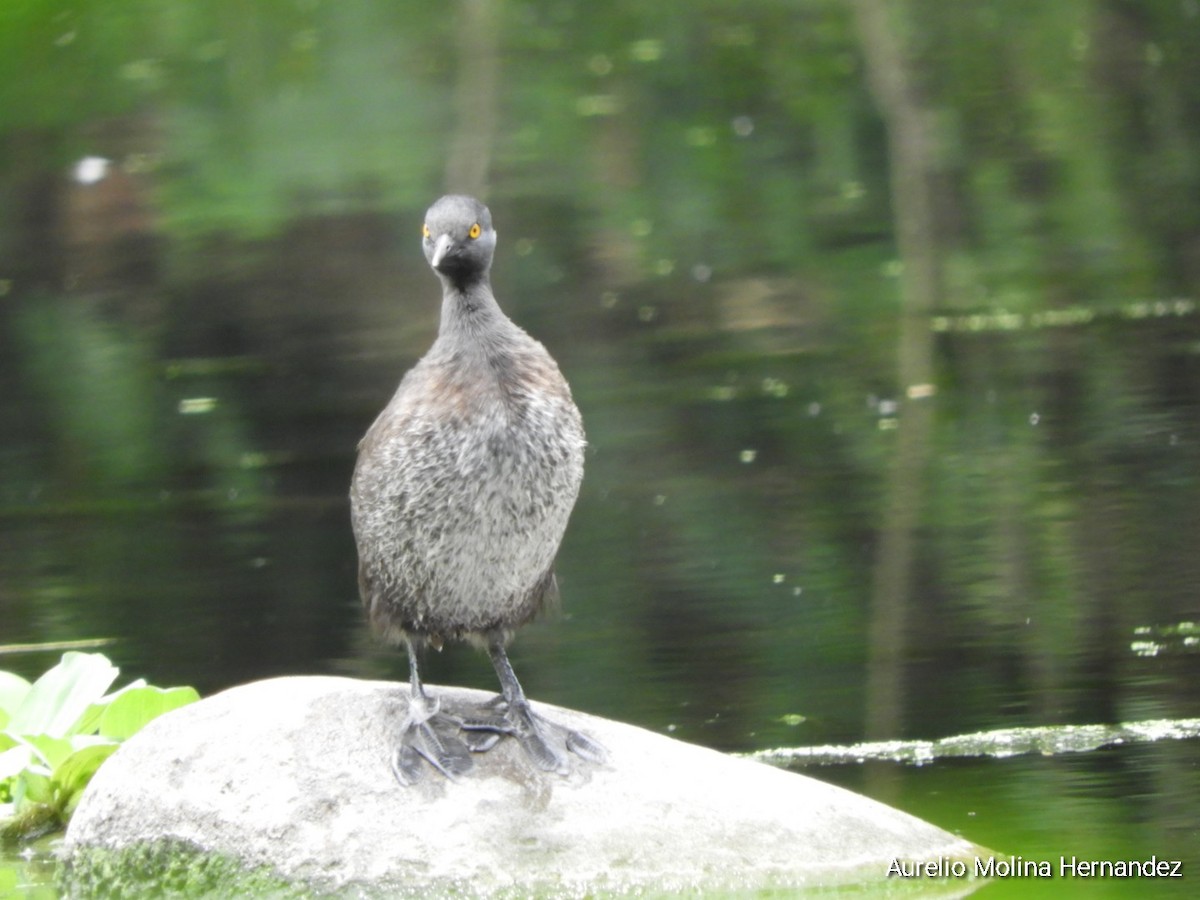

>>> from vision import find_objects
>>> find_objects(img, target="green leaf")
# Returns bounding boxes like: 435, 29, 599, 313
0, 744, 34, 782
73, 678, 153, 737
53, 743, 119, 812
98, 685, 200, 741
17, 735, 74, 771
0, 671, 31, 718
99, 679, 149, 704
5, 653, 119, 738
17, 769, 52, 806
1, 652, 201, 843
70, 703, 105, 738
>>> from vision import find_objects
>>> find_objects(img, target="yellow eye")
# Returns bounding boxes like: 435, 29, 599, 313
422, 223, 431, 238
468, 223, 481, 239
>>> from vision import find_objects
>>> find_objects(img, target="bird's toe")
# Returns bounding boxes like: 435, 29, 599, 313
460, 698, 605, 773
393, 705, 473, 785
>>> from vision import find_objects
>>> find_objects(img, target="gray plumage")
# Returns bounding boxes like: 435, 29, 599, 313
350, 195, 602, 783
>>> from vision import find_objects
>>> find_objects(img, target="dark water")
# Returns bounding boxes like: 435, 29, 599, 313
3, 1, 1200, 896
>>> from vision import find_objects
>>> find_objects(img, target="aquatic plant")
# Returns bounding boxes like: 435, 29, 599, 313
0, 652, 198, 844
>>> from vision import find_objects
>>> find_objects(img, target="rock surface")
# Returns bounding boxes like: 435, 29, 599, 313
63, 676, 987, 897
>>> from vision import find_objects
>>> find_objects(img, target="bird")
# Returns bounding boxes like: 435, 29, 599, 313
350, 194, 606, 784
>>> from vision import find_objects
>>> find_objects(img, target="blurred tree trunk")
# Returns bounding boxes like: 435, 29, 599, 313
588, 101, 643, 287
444, 0, 500, 197
847, 0, 942, 751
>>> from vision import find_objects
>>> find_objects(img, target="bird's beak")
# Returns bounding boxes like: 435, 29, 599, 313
430, 233, 455, 270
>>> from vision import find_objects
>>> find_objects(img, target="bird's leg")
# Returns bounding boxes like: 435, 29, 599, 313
392, 636, 472, 785
406, 636, 427, 702
460, 635, 607, 773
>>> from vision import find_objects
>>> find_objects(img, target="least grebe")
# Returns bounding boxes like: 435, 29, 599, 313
350, 195, 604, 783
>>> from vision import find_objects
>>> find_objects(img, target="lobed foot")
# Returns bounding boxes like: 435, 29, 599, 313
461, 697, 608, 774
393, 694, 473, 785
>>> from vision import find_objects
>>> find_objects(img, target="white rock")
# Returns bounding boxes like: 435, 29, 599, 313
63, 676, 986, 896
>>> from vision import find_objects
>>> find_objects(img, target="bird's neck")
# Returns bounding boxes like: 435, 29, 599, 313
437, 277, 509, 340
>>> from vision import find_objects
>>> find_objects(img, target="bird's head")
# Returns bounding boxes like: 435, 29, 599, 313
421, 194, 496, 286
